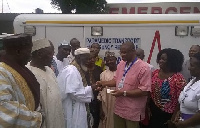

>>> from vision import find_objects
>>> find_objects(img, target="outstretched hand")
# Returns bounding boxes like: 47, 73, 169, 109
90, 84, 97, 90
96, 81, 103, 87
110, 90, 123, 97
90, 82, 103, 91
94, 81, 103, 91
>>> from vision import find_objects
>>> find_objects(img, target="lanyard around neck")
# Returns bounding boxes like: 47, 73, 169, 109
123, 57, 137, 77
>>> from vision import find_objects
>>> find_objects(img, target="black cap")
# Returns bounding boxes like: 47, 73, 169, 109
3, 33, 32, 49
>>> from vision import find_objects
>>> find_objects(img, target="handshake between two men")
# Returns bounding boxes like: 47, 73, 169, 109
90, 79, 126, 97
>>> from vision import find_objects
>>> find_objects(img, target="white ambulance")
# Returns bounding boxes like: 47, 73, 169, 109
13, 14, 200, 67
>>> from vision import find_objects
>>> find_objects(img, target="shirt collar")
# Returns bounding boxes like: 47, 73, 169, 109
190, 78, 200, 90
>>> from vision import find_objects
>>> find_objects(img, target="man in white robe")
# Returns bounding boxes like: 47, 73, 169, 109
57, 48, 97, 128
26, 38, 65, 128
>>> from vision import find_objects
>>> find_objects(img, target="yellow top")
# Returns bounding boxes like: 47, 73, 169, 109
95, 56, 105, 71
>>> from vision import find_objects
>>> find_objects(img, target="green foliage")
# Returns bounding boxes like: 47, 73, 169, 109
51, 0, 109, 14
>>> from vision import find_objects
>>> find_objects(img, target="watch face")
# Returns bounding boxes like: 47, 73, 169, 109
123, 91, 126, 96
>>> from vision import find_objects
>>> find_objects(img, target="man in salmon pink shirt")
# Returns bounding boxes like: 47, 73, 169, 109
96, 42, 151, 128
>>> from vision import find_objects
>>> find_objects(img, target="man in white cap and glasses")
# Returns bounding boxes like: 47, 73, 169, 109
57, 48, 98, 128
52, 40, 71, 76
27, 38, 65, 128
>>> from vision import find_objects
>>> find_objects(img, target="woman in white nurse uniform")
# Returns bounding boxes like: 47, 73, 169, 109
175, 52, 200, 128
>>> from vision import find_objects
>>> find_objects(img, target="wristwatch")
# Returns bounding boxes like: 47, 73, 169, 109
123, 91, 127, 96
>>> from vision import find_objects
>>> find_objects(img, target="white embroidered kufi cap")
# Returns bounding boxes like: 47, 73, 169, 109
105, 51, 115, 57
74, 48, 90, 55
59, 40, 71, 47
32, 38, 51, 52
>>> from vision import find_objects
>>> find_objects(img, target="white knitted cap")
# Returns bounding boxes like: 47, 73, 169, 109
74, 48, 90, 55
59, 40, 71, 47
32, 38, 51, 52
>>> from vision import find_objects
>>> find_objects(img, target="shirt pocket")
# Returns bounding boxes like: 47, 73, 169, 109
124, 73, 138, 90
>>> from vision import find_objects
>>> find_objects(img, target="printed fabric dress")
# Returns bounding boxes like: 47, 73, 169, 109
149, 69, 186, 128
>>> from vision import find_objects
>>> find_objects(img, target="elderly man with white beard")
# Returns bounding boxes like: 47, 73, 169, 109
57, 48, 97, 128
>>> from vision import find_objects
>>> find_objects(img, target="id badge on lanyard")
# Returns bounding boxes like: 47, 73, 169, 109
117, 57, 137, 90
118, 77, 125, 89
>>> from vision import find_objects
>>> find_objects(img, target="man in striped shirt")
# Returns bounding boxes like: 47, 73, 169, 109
0, 34, 42, 127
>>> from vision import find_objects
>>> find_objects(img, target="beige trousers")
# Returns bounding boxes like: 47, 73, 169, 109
114, 114, 139, 128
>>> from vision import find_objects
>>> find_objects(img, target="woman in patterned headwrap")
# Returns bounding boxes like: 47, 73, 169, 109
149, 48, 186, 128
